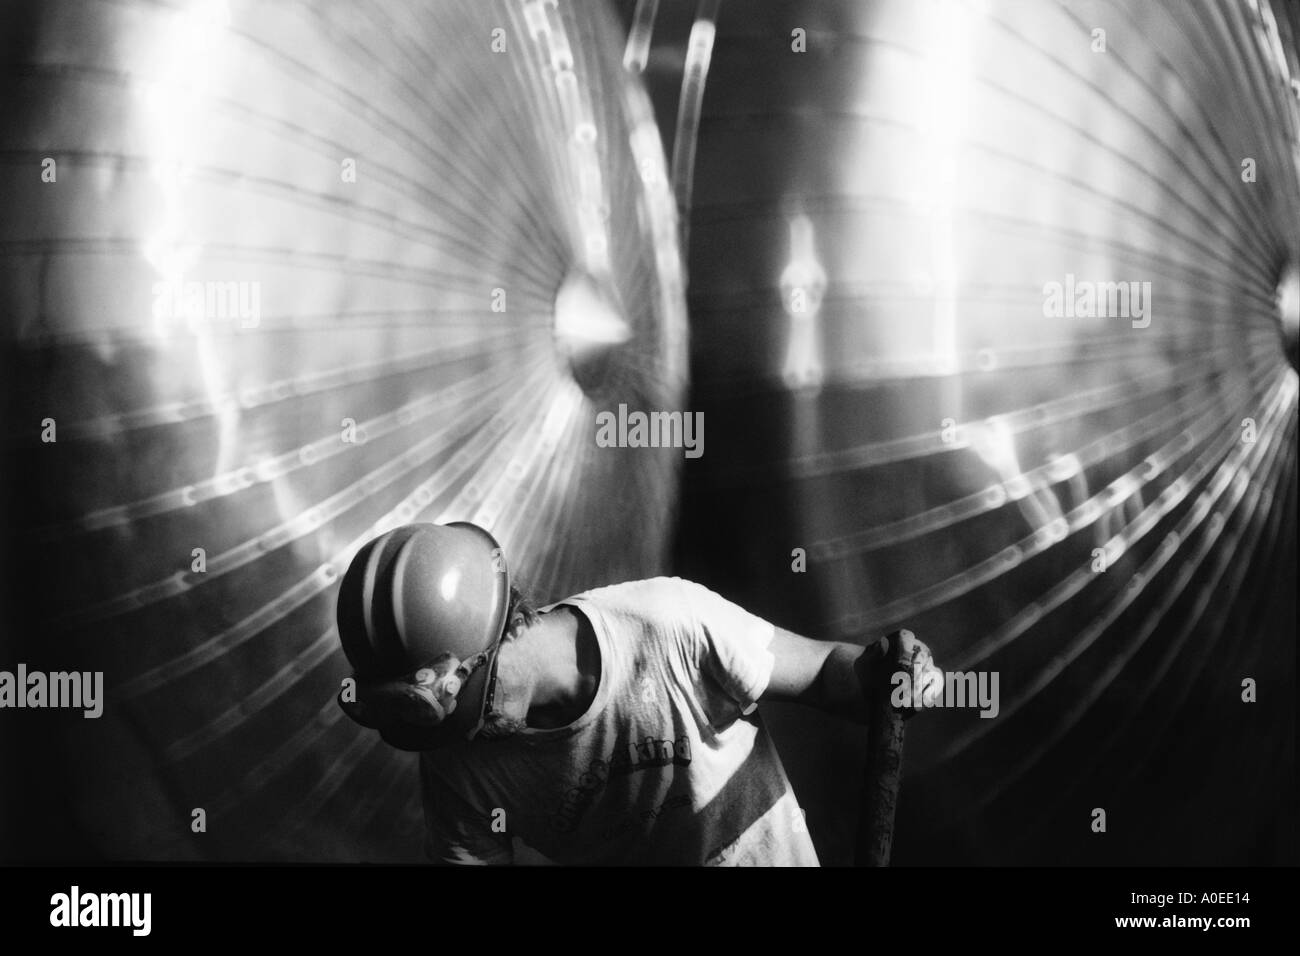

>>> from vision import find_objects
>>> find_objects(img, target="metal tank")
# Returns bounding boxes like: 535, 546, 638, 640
646, 0, 1299, 863
0, 0, 686, 861
1, 0, 1296, 867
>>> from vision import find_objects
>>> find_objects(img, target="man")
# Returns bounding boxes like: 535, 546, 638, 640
336, 521, 943, 865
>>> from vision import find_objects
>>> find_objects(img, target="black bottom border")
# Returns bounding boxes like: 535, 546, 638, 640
2, 863, 1289, 942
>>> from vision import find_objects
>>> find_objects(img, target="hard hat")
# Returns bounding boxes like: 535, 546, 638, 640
336, 521, 512, 742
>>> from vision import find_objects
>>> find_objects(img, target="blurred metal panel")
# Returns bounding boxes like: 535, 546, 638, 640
669, 0, 1299, 863
1, 0, 685, 860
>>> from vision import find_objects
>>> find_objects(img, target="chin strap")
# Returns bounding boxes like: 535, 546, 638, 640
464, 641, 503, 742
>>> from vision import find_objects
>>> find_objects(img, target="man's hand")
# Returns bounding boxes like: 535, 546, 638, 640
768, 626, 944, 724
860, 629, 944, 718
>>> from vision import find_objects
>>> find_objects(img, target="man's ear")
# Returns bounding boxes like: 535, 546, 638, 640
501, 614, 525, 641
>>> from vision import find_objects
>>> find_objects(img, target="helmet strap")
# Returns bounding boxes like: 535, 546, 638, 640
464, 641, 503, 741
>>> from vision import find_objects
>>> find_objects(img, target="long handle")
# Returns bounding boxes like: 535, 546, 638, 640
855, 630, 909, 867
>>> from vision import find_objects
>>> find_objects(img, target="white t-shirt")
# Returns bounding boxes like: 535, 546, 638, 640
417, 576, 820, 866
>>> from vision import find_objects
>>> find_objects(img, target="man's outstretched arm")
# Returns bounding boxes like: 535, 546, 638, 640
763, 627, 942, 724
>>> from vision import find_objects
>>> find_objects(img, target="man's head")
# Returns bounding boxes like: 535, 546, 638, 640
335, 521, 532, 748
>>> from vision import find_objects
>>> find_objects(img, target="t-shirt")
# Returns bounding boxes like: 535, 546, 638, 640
417, 576, 820, 866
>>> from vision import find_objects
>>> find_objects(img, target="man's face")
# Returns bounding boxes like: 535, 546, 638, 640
341, 653, 475, 750
342, 606, 537, 750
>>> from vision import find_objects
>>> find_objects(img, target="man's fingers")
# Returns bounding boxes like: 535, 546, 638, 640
918, 665, 944, 708
882, 630, 945, 715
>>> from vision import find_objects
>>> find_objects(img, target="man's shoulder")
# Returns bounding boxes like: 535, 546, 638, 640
560, 576, 700, 611
552, 578, 708, 644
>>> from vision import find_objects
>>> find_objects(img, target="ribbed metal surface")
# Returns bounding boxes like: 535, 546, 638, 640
670, 0, 1298, 864
1, 0, 685, 860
